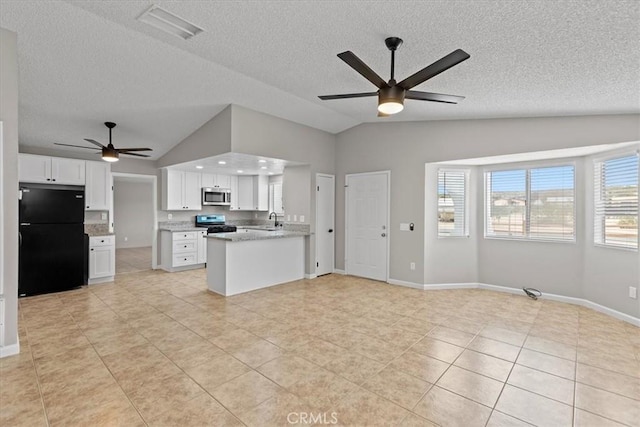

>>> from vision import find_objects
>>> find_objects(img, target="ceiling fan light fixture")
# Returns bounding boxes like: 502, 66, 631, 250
377, 86, 405, 115
102, 148, 119, 162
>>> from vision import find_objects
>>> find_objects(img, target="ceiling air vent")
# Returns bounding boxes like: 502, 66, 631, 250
137, 5, 204, 40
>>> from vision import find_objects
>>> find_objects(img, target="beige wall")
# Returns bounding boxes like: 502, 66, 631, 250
157, 105, 232, 168
1, 28, 19, 350
336, 114, 640, 317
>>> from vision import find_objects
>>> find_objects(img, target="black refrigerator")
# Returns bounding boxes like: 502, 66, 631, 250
19, 184, 86, 297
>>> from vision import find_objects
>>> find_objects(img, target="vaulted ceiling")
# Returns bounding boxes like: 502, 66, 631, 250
1, 0, 638, 159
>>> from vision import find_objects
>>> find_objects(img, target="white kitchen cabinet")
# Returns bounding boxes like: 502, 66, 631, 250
85, 161, 111, 211
229, 175, 239, 210
160, 230, 206, 272
236, 175, 269, 211
19, 154, 85, 185
197, 230, 207, 264
202, 173, 231, 189
254, 175, 269, 211
162, 169, 202, 211
237, 176, 254, 210
89, 235, 115, 284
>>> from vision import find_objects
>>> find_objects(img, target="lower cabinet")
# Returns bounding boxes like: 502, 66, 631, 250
160, 230, 207, 272
89, 235, 115, 284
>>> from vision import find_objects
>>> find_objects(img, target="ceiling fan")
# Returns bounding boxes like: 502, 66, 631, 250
319, 37, 470, 116
54, 122, 152, 162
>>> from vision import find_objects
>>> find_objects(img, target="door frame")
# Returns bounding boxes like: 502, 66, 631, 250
315, 173, 335, 276
111, 172, 158, 270
344, 170, 391, 282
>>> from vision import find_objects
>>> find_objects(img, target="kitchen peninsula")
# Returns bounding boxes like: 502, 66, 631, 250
206, 229, 308, 296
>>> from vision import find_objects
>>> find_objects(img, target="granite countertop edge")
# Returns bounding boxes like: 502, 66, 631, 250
86, 231, 115, 237
159, 226, 206, 232
206, 231, 309, 242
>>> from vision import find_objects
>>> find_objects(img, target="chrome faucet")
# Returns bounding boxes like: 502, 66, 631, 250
268, 212, 279, 227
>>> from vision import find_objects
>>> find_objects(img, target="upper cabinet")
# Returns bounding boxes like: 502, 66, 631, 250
85, 161, 111, 211
236, 175, 269, 211
19, 154, 85, 185
202, 173, 231, 189
162, 169, 202, 211
229, 175, 239, 210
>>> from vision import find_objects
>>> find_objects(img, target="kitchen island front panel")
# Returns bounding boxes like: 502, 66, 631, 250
207, 235, 304, 296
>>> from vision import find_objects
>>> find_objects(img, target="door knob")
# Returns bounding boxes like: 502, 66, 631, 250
328, 229, 334, 233
381, 233, 386, 237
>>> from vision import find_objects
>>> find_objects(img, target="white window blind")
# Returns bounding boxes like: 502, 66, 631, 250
437, 170, 468, 237
485, 165, 575, 241
594, 154, 639, 249
529, 166, 575, 240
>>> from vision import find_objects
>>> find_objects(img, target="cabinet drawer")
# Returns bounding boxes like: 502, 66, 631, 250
173, 240, 197, 253
173, 231, 197, 241
173, 253, 197, 267
90, 236, 114, 247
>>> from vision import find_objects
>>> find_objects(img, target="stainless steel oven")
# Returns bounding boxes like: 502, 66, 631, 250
202, 187, 231, 206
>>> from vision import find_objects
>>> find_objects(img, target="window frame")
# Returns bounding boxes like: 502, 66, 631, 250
436, 168, 470, 238
592, 150, 639, 252
484, 161, 577, 243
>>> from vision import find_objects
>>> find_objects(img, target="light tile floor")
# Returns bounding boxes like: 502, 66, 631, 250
116, 247, 152, 275
2, 271, 639, 426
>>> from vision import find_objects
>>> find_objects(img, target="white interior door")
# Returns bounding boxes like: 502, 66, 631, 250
316, 174, 335, 276
346, 172, 389, 281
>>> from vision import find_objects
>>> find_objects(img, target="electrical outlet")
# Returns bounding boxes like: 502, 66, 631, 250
254, 213, 258, 218
124, 237, 128, 242
299, 215, 305, 222
410, 262, 415, 270
293, 215, 297, 222
287, 215, 291, 221
101, 212, 107, 220
630, 287, 637, 299
167, 213, 173, 220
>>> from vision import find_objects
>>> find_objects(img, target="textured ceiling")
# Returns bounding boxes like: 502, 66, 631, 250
1, 0, 638, 160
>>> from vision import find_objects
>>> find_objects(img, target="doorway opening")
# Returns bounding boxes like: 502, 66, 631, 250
112, 173, 157, 275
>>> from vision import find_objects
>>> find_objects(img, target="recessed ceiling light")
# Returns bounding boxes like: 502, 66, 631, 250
237, 170, 243, 173
137, 4, 204, 40
218, 161, 226, 165
261, 166, 267, 170
195, 165, 203, 169
258, 159, 267, 163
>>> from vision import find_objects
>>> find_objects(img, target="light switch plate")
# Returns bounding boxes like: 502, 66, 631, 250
167, 213, 173, 220
299, 215, 305, 222
101, 212, 108, 220
630, 287, 637, 299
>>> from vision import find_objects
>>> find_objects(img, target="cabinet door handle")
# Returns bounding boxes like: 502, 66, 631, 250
46, 178, 51, 181
52, 179, 56, 182
90, 248, 94, 251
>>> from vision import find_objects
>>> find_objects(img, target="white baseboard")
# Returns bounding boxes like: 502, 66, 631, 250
423, 282, 480, 291
387, 278, 425, 290
0, 340, 20, 358
304, 274, 317, 280
88, 276, 115, 285
333, 269, 346, 275
422, 282, 639, 326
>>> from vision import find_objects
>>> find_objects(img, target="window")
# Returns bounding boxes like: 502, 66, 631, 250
594, 154, 639, 249
485, 165, 575, 241
438, 169, 468, 237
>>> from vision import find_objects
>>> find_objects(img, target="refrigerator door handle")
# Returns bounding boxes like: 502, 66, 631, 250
19, 231, 22, 247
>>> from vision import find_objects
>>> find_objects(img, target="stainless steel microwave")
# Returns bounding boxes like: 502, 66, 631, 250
202, 187, 231, 206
